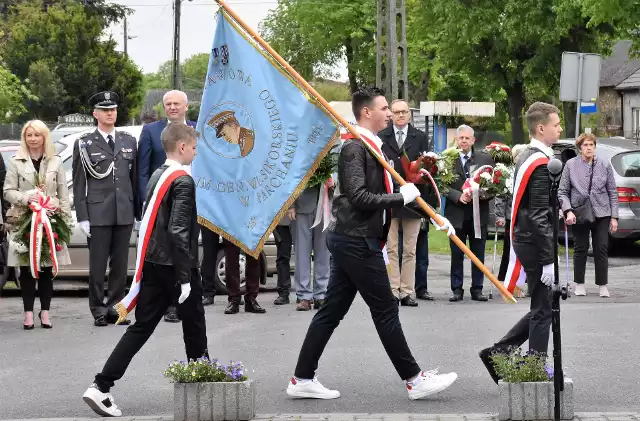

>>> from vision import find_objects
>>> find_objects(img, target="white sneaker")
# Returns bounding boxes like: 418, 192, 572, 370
407, 369, 458, 400
82, 384, 122, 417
599, 285, 610, 298
574, 284, 586, 296
286, 376, 340, 399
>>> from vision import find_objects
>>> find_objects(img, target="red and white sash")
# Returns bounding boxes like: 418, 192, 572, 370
504, 151, 549, 293
28, 196, 59, 279
341, 127, 393, 265
113, 165, 188, 323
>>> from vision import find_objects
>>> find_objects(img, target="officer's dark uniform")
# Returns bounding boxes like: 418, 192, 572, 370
72, 91, 141, 326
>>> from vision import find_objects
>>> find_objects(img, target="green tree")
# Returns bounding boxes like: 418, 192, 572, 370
25, 59, 66, 119
580, 0, 639, 55
0, 64, 36, 122
2, 0, 143, 124
420, 0, 612, 144
260, 0, 376, 93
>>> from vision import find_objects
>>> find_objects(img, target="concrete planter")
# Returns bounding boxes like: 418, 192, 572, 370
174, 380, 256, 421
498, 378, 574, 420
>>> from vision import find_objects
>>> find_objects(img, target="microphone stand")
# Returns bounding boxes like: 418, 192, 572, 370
547, 158, 569, 421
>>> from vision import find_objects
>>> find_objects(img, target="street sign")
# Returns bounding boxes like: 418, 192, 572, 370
559, 52, 601, 102
580, 102, 597, 114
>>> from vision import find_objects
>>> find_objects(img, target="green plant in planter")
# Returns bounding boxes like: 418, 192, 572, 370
490, 347, 554, 383
163, 357, 249, 383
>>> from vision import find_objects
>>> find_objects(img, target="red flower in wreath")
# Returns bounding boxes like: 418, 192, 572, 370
55, 244, 63, 252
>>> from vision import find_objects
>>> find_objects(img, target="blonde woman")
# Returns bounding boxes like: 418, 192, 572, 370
4, 120, 71, 329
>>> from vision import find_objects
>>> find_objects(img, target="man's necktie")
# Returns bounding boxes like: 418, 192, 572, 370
463, 154, 470, 178
397, 131, 404, 149
107, 134, 115, 151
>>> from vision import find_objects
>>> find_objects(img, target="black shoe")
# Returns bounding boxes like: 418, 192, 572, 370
38, 311, 52, 329
479, 347, 502, 385
245, 298, 266, 314
202, 296, 215, 306
400, 296, 418, 307
274, 295, 290, 305
23, 323, 34, 330
164, 307, 180, 323
106, 313, 131, 325
416, 291, 435, 301
225, 300, 240, 314
471, 292, 489, 302
313, 299, 325, 309
449, 290, 464, 302
94, 315, 108, 327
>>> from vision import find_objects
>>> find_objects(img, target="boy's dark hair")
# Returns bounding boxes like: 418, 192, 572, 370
161, 123, 198, 153
525, 102, 561, 135
352, 86, 386, 120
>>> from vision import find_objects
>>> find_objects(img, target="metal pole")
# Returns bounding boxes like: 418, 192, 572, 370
574, 53, 583, 140
376, 0, 383, 89
123, 16, 128, 56
172, 0, 182, 90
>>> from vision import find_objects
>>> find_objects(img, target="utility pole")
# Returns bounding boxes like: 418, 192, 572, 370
123, 16, 128, 56
376, 0, 408, 103
171, 0, 182, 90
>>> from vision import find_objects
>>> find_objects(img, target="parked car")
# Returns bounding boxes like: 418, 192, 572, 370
0, 127, 292, 294
487, 137, 640, 249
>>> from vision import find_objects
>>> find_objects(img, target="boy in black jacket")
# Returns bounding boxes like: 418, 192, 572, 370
82, 123, 208, 417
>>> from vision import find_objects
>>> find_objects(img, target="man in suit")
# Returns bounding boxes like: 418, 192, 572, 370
289, 184, 331, 311
137, 90, 216, 321
445, 125, 494, 302
72, 91, 141, 327
380, 100, 438, 306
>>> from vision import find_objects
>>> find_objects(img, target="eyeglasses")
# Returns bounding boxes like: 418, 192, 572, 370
393, 110, 410, 115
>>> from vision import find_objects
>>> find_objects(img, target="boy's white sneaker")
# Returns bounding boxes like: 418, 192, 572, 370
407, 369, 458, 400
286, 376, 340, 399
574, 284, 586, 296
82, 383, 122, 417
599, 285, 610, 297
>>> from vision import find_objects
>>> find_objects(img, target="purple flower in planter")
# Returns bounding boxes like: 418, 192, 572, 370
545, 365, 554, 379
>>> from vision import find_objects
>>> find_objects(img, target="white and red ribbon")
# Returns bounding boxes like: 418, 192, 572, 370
504, 152, 549, 293
28, 196, 58, 279
113, 165, 188, 323
311, 176, 334, 232
462, 164, 494, 239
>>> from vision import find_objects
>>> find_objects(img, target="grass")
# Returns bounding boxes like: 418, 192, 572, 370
427, 229, 573, 258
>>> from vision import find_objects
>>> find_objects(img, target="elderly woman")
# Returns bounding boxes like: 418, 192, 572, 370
4, 120, 71, 329
559, 133, 618, 298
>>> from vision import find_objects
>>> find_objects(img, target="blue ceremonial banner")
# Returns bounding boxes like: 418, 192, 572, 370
192, 8, 339, 258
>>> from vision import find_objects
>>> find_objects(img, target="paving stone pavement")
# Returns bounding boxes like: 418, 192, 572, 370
4, 413, 640, 421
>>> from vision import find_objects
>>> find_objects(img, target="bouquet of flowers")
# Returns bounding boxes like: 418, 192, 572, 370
433, 147, 460, 195
307, 150, 338, 189
462, 164, 513, 198
163, 357, 249, 383
491, 163, 513, 197
9, 183, 73, 275
483, 142, 514, 166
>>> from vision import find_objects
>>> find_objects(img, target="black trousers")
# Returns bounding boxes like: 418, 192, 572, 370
94, 263, 208, 392
494, 241, 552, 354
573, 217, 610, 286
88, 225, 133, 319
497, 222, 511, 283
20, 266, 53, 312
274, 225, 292, 296
224, 241, 260, 300
450, 219, 486, 292
201, 227, 219, 298
294, 232, 421, 381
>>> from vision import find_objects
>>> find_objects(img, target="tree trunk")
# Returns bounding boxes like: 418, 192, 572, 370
563, 102, 578, 139
409, 70, 430, 107
506, 81, 526, 145
344, 37, 358, 94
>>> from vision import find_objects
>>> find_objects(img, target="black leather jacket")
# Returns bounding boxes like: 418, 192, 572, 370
329, 139, 404, 240
143, 165, 200, 284
512, 147, 554, 266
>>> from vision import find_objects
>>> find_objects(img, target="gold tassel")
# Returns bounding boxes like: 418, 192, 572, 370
113, 302, 129, 325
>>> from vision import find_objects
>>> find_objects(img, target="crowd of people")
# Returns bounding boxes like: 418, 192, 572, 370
0, 86, 622, 416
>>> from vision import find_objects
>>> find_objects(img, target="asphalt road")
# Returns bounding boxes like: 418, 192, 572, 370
1, 251, 640, 419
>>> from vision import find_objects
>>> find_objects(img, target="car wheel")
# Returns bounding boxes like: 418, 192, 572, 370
213, 249, 247, 295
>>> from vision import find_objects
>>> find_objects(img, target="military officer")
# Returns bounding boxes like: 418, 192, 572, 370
72, 91, 141, 327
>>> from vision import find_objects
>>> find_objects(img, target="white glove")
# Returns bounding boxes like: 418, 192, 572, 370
430, 216, 456, 237
134, 220, 142, 231
78, 220, 91, 238
400, 183, 421, 205
541, 264, 554, 287
178, 282, 191, 304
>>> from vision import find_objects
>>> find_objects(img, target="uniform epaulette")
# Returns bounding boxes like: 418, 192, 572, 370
117, 131, 135, 138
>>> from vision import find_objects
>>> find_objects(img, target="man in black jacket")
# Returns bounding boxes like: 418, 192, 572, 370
479, 102, 563, 384
380, 100, 438, 305
82, 123, 209, 417
286, 87, 457, 401
445, 125, 495, 302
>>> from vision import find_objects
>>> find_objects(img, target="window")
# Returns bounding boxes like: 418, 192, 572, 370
611, 151, 640, 177
633, 108, 640, 138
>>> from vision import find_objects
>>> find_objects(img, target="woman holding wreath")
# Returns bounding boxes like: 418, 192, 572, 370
4, 120, 71, 329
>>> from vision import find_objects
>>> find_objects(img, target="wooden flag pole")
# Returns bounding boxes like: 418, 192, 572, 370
214, 0, 516, 304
